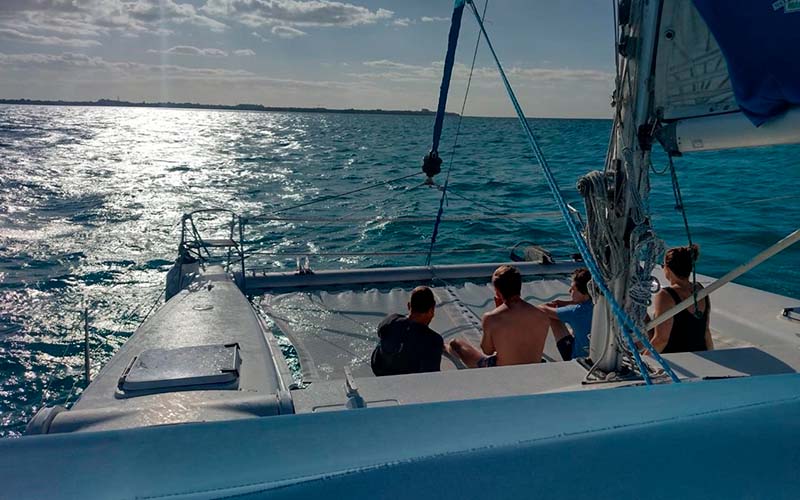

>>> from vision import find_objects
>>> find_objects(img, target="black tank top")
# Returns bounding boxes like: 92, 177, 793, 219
662, 287, 710, 354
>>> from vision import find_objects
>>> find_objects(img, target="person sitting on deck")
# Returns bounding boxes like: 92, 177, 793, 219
449, 265, 548, 368
539, 268, 594, 361
650, 244, 713, 353
371, 286, 444, 376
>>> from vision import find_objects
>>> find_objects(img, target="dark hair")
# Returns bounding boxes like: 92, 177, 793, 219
664, 244, 699, 279
492, 265, 522, 299
409, 286, 436, 313
572, 268, 591, 295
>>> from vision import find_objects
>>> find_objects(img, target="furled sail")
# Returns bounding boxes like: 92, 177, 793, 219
693, 0, 800, 126
654, 0, 800, 153
653, 0, 737, 121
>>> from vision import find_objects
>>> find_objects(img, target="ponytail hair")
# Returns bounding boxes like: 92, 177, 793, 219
664, 244, 699, 279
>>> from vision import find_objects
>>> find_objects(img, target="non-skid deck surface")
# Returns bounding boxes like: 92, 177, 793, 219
261, 278, 570, 381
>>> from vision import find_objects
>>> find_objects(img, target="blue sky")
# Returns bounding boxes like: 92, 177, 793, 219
0, 0, 616, 117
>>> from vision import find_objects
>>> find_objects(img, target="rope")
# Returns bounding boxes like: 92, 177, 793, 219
139, 289, 165, 325
243, 248, 497, 258
425, 0, 489, 267
252, 211, 560, 223
667, 155, 701, 317
466, 0, 677, 384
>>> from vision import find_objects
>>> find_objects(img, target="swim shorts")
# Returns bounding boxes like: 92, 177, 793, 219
477, 354, 497, 368
556, 335, 574, 361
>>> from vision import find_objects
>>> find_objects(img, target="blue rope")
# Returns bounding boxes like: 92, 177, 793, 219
426, 188, 447, 267
431, 0, 467, 154
426, 0, 486, 267
466, 0, 679, 384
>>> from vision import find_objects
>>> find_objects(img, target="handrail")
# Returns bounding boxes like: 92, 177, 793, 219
647, 228, 800, 331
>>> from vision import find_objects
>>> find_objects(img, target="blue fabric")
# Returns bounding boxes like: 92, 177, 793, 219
692, 0, 800, 126
556, 301, 593, 359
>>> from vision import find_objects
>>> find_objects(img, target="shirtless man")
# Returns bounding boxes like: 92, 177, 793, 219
449, 265, 549, 368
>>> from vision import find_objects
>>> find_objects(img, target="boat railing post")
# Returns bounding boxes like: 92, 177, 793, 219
239, 215, 247, 293
83, 301, 90, 384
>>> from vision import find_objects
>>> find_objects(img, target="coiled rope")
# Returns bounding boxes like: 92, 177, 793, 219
465, 0, 678, 384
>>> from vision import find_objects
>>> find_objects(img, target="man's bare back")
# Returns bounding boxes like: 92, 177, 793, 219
482, 297, 548, 365
449, 265, 549, 368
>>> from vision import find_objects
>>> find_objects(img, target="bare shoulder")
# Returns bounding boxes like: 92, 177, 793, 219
654, 289, 673, 308
482, 305, 505, 321
522, 301, 546, 317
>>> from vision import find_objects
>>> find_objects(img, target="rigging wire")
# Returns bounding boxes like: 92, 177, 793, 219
246, 210, 560, 224
465, 0, 678, 384
667, 154, 701, 317
425, 0, 490, 267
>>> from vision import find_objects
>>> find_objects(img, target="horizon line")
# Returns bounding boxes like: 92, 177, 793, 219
0, 98, 611, 120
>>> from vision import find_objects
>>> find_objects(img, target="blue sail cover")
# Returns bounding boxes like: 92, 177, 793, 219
692, 0, 800, 126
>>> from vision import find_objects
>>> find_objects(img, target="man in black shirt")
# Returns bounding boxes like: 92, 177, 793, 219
371, 286, 444, 376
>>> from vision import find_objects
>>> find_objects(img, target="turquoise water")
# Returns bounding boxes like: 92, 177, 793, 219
1, 104, 798, 437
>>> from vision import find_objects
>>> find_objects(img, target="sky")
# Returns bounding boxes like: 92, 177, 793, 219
0, 0, 617, 118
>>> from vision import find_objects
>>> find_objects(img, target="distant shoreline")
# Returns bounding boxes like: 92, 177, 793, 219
0, 99, 459, 117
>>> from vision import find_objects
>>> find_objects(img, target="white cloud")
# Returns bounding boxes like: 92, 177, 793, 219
421, 16, 448, 22
7, 13, 107, 37
0, 51, 369, 100
0, 27, 101, 47
148, 45, 229, 57
0, 51, 251, 78
0, 0, 227, 40
271, 25, 305, 38
202, 0, 393, 28
233, 48, 255, 56
126, 0, 227, 31
252, 31, 269, 42
357, 59, 613, 84
392, 17, 412, 27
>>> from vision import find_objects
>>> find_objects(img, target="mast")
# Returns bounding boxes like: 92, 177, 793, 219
586, 0, 664, 374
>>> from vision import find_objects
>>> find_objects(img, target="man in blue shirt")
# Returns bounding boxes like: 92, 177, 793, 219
539, 268, 593, 361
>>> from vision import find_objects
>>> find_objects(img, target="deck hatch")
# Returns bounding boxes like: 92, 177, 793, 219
119, 343, 240, 391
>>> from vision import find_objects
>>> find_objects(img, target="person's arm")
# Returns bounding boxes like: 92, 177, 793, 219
538, 303, 561, 321
649, 290, 673, 353
480, 315, 495, 355
704, 297, 714, 350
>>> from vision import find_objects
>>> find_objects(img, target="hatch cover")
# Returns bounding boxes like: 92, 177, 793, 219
119, 344, 240, 391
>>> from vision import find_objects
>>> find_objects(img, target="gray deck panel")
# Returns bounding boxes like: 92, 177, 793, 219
50, 267, 289, 433
291, 360, 590, 414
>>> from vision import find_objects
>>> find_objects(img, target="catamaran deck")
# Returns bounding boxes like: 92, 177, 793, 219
250, 262, 800, 413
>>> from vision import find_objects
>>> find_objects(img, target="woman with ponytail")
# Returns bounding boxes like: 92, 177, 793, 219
650, 244, 714, 353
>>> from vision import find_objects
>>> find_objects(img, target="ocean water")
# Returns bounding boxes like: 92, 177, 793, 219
1, 104, 798, 437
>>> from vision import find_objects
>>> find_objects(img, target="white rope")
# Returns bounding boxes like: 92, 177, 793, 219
647, 227, 800, 331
